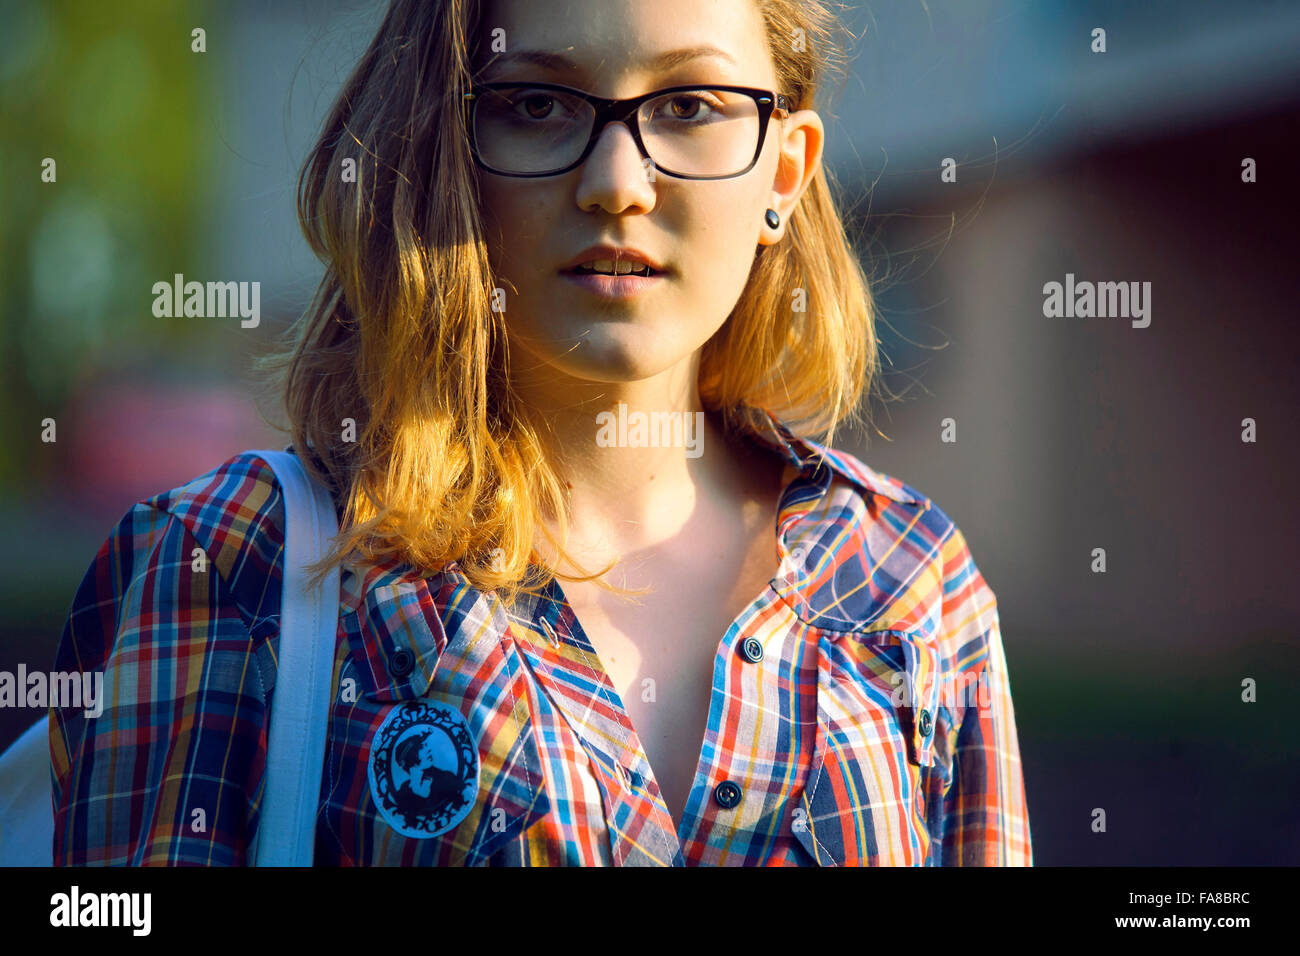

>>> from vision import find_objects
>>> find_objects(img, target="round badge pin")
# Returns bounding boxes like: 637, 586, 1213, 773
367, 699, 480, 838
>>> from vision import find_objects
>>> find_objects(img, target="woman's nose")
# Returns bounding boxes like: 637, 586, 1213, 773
575, 119, 657, 207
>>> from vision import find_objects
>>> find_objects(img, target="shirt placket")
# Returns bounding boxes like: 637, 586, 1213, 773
507, 585, 685, 866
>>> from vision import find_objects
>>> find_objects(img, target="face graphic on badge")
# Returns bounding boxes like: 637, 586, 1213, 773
368, 699, 480, 838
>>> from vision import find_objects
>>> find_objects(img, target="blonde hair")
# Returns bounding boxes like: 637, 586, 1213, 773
253, 0, 879, 605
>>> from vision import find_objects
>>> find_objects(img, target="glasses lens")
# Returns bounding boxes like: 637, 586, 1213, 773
473, 86, 595, 174
472, 86, 762, 177
639, 88, 760, 177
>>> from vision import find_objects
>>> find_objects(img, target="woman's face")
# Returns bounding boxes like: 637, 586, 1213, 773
472, 0, 822, 389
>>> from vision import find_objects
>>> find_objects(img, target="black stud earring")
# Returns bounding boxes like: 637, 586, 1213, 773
765, 209, 781, 229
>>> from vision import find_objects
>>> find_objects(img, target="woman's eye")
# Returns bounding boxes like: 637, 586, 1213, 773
518, 94, 553, 119
669, 96, 705, 118
502, 90, 583, 122
651, 93, 721, 124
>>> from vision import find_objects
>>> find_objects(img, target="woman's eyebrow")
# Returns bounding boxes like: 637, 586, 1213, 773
479, 44, 737, 77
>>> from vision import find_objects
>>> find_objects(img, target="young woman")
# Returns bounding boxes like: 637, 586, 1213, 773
51, 0, 1032, 865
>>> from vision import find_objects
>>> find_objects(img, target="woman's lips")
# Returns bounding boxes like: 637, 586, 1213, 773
559, 268, 668, 300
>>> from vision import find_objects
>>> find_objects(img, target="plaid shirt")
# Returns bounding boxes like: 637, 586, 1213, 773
50, 409, 1031, 866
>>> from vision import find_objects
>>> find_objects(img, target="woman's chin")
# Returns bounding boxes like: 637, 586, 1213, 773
511, 327, 691, 385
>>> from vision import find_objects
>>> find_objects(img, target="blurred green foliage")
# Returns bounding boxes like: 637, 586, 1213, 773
0, 0, 216, 492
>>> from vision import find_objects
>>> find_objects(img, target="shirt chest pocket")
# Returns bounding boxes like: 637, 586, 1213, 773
321, 578, 550, 866
793, 627, 954, 866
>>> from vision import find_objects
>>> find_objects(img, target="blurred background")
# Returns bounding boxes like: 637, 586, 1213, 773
1, 0, 1297, 864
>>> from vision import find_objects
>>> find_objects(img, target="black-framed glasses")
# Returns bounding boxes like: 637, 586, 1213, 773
461, 82, 792, 180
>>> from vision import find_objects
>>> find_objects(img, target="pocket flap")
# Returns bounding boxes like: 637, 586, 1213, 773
342, 570, 449, 701
851, 627, 942, 768
793, 627, 944, 865
890, 630, 941, 768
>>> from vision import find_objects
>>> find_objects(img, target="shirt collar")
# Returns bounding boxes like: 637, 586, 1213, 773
333, 406, 922, 694
735, 404, 920, 507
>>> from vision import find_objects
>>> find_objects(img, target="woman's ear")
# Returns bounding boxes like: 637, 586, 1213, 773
759, 109, 825, 245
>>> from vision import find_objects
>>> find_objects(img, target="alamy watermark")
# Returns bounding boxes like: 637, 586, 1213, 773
1042, 273, 1151, 328
152, 273, 260, 328
890, 668, 996, 717
0, 665, 103, 717
50, 886, 151, 936
595, 402, 705, 458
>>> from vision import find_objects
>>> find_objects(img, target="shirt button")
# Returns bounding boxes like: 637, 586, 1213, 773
391, 649, 415, 678
919, 708, 933, 737
713, 780, 742, 809
740, 637, 764, 663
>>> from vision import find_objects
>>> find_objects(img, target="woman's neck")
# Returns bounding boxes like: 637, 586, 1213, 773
511, 366, 764, 575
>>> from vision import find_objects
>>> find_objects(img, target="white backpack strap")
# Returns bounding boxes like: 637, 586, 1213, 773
0, 716, 56, 865
249, 449, 340, 866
